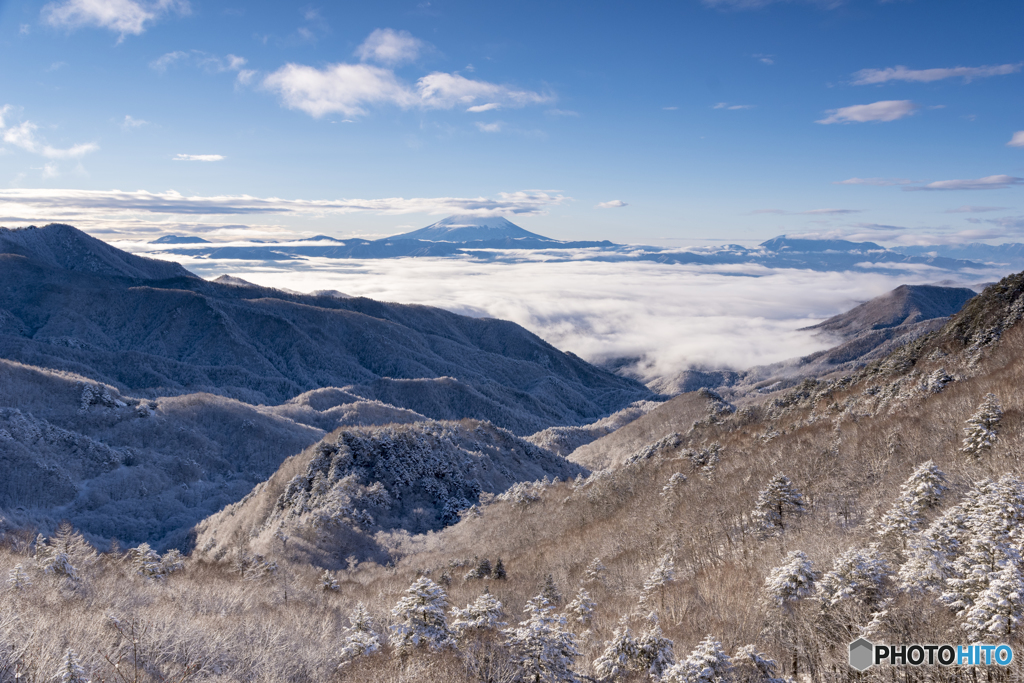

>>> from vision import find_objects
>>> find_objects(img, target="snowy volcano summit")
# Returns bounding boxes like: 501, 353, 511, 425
391, 214, 553, 243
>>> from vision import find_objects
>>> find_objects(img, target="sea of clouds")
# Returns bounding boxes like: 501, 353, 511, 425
131, 248, 997, 385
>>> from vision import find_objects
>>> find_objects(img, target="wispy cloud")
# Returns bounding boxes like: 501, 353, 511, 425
817, 100, 918, 124
713, 102, 755, 110
150, 50, 253, 84
42, 0, 191, 40
474, 122, 502, 133
0, 108, 99, 159
174, 154, 224, 162
1009, 131, 1024, 148
120, 115, 147, 130
852, 63, 1022, 85
467, 103, 500, 113
754, 208, 863, 215
597, 200, 627, 209
355, 28, 426, 66
906, 175, 1024, 191
753, 53, 774, 65
944, 206, 1008, 214
262, 29, 551, 119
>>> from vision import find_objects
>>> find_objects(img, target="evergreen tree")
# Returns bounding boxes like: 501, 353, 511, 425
876, 460, 948, 542
584, 558, 606, 585
542, 573, 562, 605
565, 587, 596, 629
7, 563, 31, 590
751, 474, 806, 536
493, 558, 507, 580
592, 621, 638, 681
389, 577, 453, 653
321, 570, 340, 591
762, 551, 819, 609
451, 589, 507, 638
662, 635, 733, 683
961, 393, 1003, 457
641, 553, 675, 608
503, 595, 580, 683
338, 603, 381, 668
817, 547, 891, 610
58, 648, 89, 683
962, 551, 1024, 641
127, 543, 164, 579
731, 645, 784, 683
635, 618, 675, 680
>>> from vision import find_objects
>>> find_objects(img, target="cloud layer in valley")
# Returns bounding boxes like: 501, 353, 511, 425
135, 253, 995, 384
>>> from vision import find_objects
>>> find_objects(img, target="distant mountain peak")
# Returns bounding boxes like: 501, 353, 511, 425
150, 234, 210, 244
760, 235, 885, 252
391, 214, 554, 242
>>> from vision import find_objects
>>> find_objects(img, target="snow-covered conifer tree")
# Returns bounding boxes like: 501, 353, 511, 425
542, 573, 562, 605
635, 618, 675, 680
58, 648, 89, 683
961, 393, 1003, 457
321, 570, 340, 591
876, 461, 947, 542
389, 577, 452, 653
661, 635, 733, 683
128, 543, 164, 579
762, 551, 818, 610
338, 603, 381, 668
451, 589, 507, 638
817, 547, 891, 610
7, 564, 31, 590
751, 474, 806, 536
503, 595, 580, 683
565, 588, 596, 629
641, 553, 675, 608
584, 558, 606, 585
592, 621, 638, 681
962, 551, 1024, 641
731, 645, 784, 683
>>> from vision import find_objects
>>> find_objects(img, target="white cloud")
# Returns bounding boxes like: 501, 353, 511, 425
475, 122, 502, 133
263, 60, 550, 118
754, 54, 774, 65
262, 63, 414, 117
42, 162, 60, 179
0, 189, 569, 228
121, 115, 147, 129
905, 175, 1024, 191
1009, 131, 1024, 148
834, 177, 914, 186
355, 28, 425, 66
754, 208, 862, 215
713, 102, 754, 110
546, 109, 579, 117
662, 106, 678, 111
944, 206, 1007, 214
43, 0, 190, 39
816, 100, 918, 124
174, 154, 224, 162
852, 63, 1022, 86
597, 200, 627, 209
150, 51, 188, 72
0, 105, 11, 129
0, 117, 99, 159
467, 103, 500, 113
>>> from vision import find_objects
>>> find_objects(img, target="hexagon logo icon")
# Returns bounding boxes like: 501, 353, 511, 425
849, 638, 874, 671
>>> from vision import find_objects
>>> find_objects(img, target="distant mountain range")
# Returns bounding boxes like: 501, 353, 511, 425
147, 215, 998, 274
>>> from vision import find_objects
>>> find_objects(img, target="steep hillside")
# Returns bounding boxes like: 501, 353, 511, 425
0, 224, 651, 434
193, 420, 585, 567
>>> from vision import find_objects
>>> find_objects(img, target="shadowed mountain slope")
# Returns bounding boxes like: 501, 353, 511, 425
0, 224, 651, 435
390, 214, 551, 242
802, 284, 976, 339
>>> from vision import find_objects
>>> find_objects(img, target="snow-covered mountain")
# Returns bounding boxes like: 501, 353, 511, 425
390, 214, 552, 242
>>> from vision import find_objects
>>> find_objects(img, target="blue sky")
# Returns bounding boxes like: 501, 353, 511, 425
0, 0, 1021, 244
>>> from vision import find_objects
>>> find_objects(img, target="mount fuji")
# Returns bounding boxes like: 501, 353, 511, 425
390, 214, 553, 242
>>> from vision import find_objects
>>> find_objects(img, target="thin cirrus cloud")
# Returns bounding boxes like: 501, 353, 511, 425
944, 206, 1008, 214
753, 208, 862, 215
151, 50, 255, 84
597, 200, 627, 209
262, 29, 551, 119
1009, 131, 1024, 148
42, 0, 191, 40
174, 154, 224, 162
817, 100, 918, 124
475, 122, 502, 133
355, 28, 426, 66
713, 102, 754, 110
836, 175, 1023, 191
0, 106, 99, 159
0, 188, 569, 223
851, 63, 1022, 85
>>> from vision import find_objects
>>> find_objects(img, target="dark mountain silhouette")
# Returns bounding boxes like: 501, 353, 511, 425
0, 224, 651, 435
